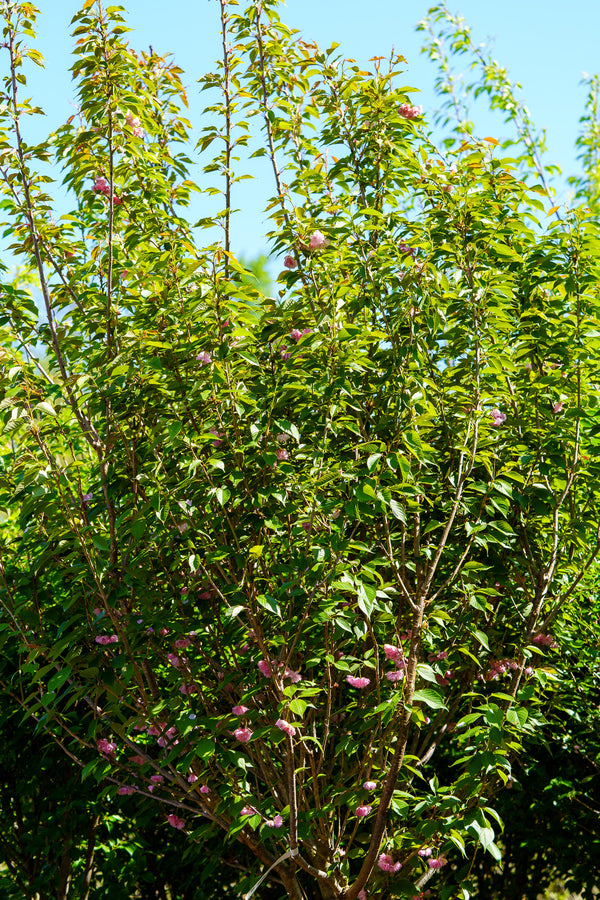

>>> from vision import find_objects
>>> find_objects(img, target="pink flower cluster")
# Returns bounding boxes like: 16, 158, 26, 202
384, 643, 406, 682
95, 634, 118, 645
234, 727, 253, 743
398, 103, 423, 119
92, 176, 121, 205
117, 785, 135, 795
157, 726, 178, 748
383, 643, 405, 664
290, 327, 311, 342
196, 350, 212, 365
283, 254, 297, 269
435, 669, 454, 687
428, 856, 447, 870
490, 408, 506, 426
276, 718, 296, 737
309, 230, 326, 250
167, 814, 186, 829
532, 632, 556, 647
257, 659, 272, 677
257, 658, 302, 683
232, 704, 249, 715
484, 658, 519, 681
92, 176, 110, 195
355, 805, 372, 818
125, 110, 144, 138
265, 814, 284, 828
378, 853, 402, 873
363, 780, 377, 791
346, 675, 371, 689
97, 738, 117, 758
398, 241, 417, 257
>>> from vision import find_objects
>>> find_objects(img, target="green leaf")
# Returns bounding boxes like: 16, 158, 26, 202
196, 739, 215, 760
412, 688, 447, 709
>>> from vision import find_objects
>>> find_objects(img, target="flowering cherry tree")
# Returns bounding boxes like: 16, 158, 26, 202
0, 2, 599, 899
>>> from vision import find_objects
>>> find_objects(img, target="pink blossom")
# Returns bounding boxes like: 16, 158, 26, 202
83, 491, 93, 502
92, 176, 110, 195
199, 784, 210, 794
167, 653, 181, 667
418, 847, 433, 858
276, 433, 290, 443
280, 349, 292, 361
378, 853, 402, 873
386, 670, 405, 682
196, 350, 212, 365
490, 408, 506, 427
187, 773, 199, 783
383, 644, 404, 664
179, 682, 200, 695
428, 857, 447, 870
241, 805, 257, 816
355, 805, 372, 818
346, 675, 371, 689
234, 727, 253, 743
524, 666, 534, 676
283, 254, 297, 269
175, 638, 191, 649
290, 327, 312, 342
553, 401, 564, 413
276, 448, 289, 461
398, 103, 423, 119
232, 705, 249, 715
95, 634, 118, 645
276, 718, 297, 737
125, 111, 144, 138
117, 785, 135, 795
97, 738, 117, 758
257, 659, 272, 677
363, 781, 377, 791
209, 427, 223, 447
308, 230, 326, 250
167, 814, 186, 829
130, 754, 146, 765
157, 726, 177, 747
148, 725, 162, 736
398, 241, 417, 257
284, 667, 302, 683
266, 814, 284, 828
150, 774, 164, 785
532, 632, 555, 646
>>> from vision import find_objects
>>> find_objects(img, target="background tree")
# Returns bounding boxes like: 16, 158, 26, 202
0, 2, 599, 899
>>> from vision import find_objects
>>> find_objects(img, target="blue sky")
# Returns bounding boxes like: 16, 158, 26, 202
21, 1, 600, 259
